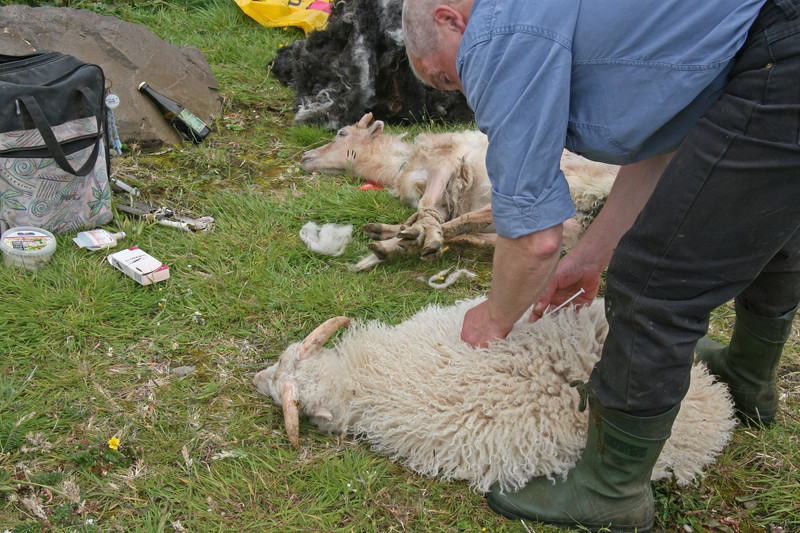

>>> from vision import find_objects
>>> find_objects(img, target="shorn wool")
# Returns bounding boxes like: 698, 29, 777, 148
254, 298, 736, 493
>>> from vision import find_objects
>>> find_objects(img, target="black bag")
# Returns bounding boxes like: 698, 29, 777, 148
0, 50, 113, 234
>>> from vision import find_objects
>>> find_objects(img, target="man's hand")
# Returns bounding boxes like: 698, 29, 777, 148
461, 300, 516, 348
461, 225, 563, 348
529, 255, 602, 322
528, 151, 676, 322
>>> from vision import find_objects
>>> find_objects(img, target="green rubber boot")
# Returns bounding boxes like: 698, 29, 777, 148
486, 399, 679, 533
696, 299, 798, 425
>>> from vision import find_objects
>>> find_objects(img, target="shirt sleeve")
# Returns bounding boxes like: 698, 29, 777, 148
458, 30, 576, 239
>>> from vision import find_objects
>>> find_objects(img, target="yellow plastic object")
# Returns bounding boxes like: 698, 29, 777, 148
233, 0, 331, 35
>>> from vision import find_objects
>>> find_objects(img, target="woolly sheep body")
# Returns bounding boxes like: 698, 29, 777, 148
254, 298, 736, 493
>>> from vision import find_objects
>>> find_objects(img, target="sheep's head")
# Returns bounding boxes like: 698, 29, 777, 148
252, 316, 351, 449
300, 113, 385, 174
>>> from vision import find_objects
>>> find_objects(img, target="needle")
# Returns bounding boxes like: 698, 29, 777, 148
543, 287, 587, 316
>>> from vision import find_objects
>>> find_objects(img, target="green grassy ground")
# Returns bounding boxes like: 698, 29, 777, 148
1, 1, 798, 531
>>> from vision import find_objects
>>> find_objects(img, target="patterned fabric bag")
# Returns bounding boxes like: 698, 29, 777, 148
0, 50, 112, 234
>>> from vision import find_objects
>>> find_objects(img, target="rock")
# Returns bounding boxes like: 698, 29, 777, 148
0, 5, 221, 145
171, 365, 196, 378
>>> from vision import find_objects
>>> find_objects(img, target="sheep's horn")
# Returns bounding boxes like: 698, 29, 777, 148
281, 379, 301, 449
296, 316, 351, 360
356, 112, 373, 128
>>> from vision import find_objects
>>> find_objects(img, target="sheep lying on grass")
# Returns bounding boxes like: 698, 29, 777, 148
301, 113, 619, 270
253, 298, 736, 493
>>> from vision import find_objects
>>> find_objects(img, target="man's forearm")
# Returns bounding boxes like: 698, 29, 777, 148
570, 152, 675, 271
483, 225, 563, 333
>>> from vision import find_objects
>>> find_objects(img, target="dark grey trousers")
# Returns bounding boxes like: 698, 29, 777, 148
590, 0, 800, 415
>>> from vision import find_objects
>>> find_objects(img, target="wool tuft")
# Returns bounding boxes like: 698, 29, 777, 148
299, 222, 353, 256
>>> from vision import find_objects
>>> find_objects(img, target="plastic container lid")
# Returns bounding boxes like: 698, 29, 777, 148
0, 226, 57, 272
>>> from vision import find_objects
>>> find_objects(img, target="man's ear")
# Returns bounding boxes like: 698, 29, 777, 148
432, 5, 467, 34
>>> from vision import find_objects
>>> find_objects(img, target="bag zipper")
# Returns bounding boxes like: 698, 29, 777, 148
0, 132, 103, 156
0, 51, 62, 74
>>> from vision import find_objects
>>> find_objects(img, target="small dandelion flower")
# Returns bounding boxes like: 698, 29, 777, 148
108, 437, 120, 450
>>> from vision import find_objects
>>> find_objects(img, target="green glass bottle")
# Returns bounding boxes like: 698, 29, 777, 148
137, 82, 210, 143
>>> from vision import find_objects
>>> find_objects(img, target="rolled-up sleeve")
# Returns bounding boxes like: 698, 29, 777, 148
459, 29, 576, 239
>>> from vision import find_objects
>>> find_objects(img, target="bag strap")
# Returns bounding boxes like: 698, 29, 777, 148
16, 87, 102, 177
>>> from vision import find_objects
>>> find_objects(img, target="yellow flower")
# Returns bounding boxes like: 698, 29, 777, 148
108, 437, 120, 451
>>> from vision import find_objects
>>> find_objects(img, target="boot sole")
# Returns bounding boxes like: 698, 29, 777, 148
486, 493, 653, 533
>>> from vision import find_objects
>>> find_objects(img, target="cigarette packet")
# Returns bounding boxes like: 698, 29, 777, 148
107, 246, 170, 285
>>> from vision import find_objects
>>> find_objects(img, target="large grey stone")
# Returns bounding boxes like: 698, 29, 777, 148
0, 5, 221, 145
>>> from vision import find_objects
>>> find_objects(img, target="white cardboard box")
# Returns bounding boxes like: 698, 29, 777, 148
108, 246, 170, 285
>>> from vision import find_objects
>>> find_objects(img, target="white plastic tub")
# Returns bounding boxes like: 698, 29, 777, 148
1, 226, 57, 272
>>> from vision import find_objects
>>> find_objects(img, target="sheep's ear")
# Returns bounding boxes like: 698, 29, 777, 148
367, 121, 384, 139
252, 367, 275, 396
356, 112, 373, 128
312, 405, 333, 420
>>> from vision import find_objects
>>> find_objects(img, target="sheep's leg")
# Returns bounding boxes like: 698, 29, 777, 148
440, 204, 493, 239
445, 232, 497, 249
357, 215, 496, 272
364, 231, 494, 268
395, 168, 453, 260
397, 207, 445, 261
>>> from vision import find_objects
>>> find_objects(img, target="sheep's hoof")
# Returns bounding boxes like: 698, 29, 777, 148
367, 241, 390, 260
398, 226, 421, 240
362, 223, 400, 240
420, 245, 442, 261
369, 240, 411, 260
362, 223, 384, 240
397, 235, 423, 250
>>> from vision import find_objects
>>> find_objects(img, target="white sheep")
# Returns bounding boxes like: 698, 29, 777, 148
253, 298, 736, 493
300, 113, 619, 268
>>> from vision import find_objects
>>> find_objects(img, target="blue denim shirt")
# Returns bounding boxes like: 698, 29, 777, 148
457, 0, 766, 238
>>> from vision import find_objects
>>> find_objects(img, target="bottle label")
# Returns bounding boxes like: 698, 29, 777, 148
178, 109, 208, 135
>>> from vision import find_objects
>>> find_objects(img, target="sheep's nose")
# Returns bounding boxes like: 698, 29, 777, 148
300, 153, 317, 172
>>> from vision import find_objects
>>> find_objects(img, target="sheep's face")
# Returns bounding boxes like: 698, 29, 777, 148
252, 344, 299, 405
300, 112, 384, 174
252, 316, 351, 448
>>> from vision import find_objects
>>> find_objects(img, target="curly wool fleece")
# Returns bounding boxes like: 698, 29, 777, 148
263, 298, 737, 493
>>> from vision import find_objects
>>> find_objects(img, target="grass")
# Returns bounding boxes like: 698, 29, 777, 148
1, 0, 799, 531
